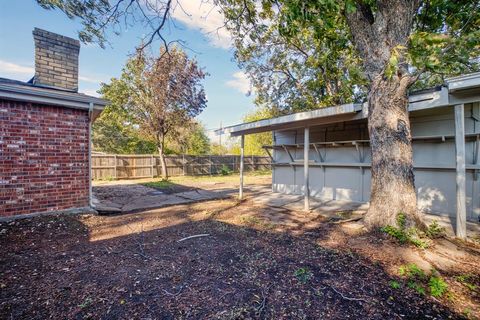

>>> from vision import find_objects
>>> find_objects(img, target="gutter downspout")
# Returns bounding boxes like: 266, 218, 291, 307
88, 102, 94, 208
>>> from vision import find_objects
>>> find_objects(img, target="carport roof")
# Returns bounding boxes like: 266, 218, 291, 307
219, 72, 480, 136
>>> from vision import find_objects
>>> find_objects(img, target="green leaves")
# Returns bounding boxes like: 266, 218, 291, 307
93, 46, 208, 155
385, 45, 406, 79
218, 0, 480, 114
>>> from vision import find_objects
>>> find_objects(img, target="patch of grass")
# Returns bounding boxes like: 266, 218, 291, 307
381, 213, 429, 249
143, 179, 175, 189
220, 164, 233, 176
429, 274, 448, 297
240, 216, 275, 229
399, 263, 426, 279
425, 221, 446, 239
409, 236, 429, 249
294, 267, 313, 284
456, 274, 478, 291
382, 225, 409, 243
463, 308, 474, 319
390, 280, 401, 289
408, 281, 426, 295
398, 264, 449, 298
247, 169, 272, 176
78, 297, 93, 309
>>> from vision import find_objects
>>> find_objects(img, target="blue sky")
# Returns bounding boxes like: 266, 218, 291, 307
0, 0, 256, 132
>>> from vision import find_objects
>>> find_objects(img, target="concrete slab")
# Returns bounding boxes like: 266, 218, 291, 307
249, 191, 479, 238
93, 183, 237, 214
312, 199, 369, 213
253, 193, 302, 208
176, 189, 231, 201
122, 194, 191, 212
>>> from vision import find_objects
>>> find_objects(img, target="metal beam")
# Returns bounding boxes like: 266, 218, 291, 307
304, 127, 310, 212
239, 135, 245, 200
454, 104, 467, 239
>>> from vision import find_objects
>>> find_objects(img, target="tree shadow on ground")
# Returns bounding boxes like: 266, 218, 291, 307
0, 200, 473, 319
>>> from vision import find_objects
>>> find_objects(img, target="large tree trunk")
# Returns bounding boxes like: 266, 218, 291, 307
157, 144, 168, 180
344, 0, 423, 229
364, 75, 424, 229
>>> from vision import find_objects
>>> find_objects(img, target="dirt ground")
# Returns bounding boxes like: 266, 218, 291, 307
1, 190, 480, 319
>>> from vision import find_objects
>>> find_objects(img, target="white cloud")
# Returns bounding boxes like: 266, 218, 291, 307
226, 71, 251, 94
0, 60, 35, 78
80, 88, 100, 97
171, 0, 231, 49
79, 75, 105, 84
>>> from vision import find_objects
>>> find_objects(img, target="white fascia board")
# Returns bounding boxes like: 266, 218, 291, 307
408, 87, 450, 111
221, 72, 480, 137
446, 72, 480, 92
219, 103, 362, 136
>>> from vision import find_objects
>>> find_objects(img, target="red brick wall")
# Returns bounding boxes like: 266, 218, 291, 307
0, 99, 90, 217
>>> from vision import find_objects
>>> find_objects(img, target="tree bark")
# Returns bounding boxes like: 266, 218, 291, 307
157, 144, 168, 180
364, 75, 424, 229
344, 0, 423, 229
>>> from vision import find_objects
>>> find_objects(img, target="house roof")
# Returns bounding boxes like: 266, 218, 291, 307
0, 77, 108, 121
219, 72, 480, 136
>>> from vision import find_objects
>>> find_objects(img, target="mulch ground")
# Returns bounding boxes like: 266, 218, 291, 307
0, 200, 472, 319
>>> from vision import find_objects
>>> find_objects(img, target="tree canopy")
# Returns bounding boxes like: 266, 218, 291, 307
98, 46, 207, 177
217, 0, 480, 113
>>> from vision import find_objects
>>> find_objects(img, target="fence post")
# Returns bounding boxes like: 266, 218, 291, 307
209, 155, 212, 175
151, 155, 154, 178
114, 155, 117, 179
182, 154, 186, 176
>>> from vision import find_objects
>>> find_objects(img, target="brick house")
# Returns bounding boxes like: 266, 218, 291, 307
0, 28, 108, 219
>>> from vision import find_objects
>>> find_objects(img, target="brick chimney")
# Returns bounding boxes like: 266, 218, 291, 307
32, 28, 80, 92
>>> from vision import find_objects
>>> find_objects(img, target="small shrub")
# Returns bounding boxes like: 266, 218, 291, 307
425, 221, 446, 239
381, 213, 429, 248
399, 265, 449, 298
396, 212, 407, 229
220, 164, 232, 176
382, 225, 409, 244
399, 263, 426, 279
294, 267, 313, 284
408, 281, 426, 295
429, 275, 448, 297
409, 237, 429, 249
390, 280, 401, 289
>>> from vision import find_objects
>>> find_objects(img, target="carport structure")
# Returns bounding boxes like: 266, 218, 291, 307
218, 72, 480, 238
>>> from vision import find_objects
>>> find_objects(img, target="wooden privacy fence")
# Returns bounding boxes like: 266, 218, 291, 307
91, 154, 271, 180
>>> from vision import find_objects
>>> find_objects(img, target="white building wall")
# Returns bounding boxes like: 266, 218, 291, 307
272, 104, 480, 221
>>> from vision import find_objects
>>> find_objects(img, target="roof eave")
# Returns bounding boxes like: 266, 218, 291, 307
0, 83, 108, 114
446, 72, 480, 92
220, 103, 363, 136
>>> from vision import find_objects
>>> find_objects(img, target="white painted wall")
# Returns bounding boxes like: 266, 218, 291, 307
272, 104, 480, 221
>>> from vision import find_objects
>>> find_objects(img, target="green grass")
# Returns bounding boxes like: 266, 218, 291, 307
398, 264, 449, 298
456, 274, 478, 291
390, 280, 401, 289
148, 170, 270, 185
294, 267, 313, 284
380, 213, 429, 249
429, 274, 449, 297
143, 179, 176, 189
